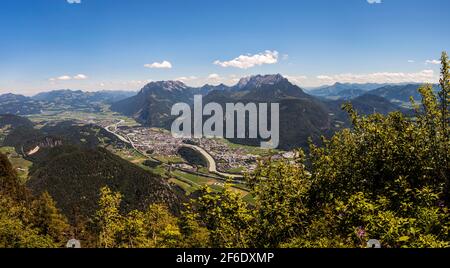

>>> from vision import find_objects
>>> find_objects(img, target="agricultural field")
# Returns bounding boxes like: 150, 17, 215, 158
0, 146, 33, 183
152, 155, 185, 164
218, 137, 280, 157
26, 105, 139, 128
169, 170, 251, 200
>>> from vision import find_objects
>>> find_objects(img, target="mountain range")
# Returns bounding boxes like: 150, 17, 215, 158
0, 90, 136, 115
307, 82, 440, 105
111, 74, 418, 149
0, 93, 44, 115
33, 89, 136, 105
202, 74, 336, 149
367, 84, 440, 105
305, 82, 389, 97
1, 75, 429, 149
110, 81, 227, 128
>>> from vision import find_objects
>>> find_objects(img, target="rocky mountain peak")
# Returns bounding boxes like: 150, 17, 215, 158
142, 80, 188, 93
236, 74, 287, 89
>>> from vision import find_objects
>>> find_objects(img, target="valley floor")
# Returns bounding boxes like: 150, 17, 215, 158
16, 107, 286, 201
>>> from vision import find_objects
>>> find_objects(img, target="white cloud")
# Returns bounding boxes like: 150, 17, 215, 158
314, 70, 437, 84
172, 74, 238, 86
408, 60, 415, 63
176, 74, 223, 84
228, 74, 241, 83
285, 75, 308, 85
73, 74, 88, 80
144, 60, 172, 69
425, 59, 441, 65
49, 74, 88, 82
97, 80, 152, 89
176, 76, 198, 82
316, 75, 332, 80
56, 75, 72, 81
123, 80, 152, 86
214, 50, 279, 69
67, 0, 81, 4
207, 73, 221, 80
367, 0, 382, 4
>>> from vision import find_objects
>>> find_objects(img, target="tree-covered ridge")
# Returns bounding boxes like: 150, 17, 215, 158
27, 145, 184, 222
0, 153, 70, 248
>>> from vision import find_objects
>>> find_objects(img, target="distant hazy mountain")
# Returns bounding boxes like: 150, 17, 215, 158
333, 88, 366, 100
349, 94, 411, 115
366, 84, 440, 106
0, 93, 43, 115
307, 82, 389, 98
0, 89, 137, 116
86, 90, 138, 103
324, 93, 412, 132
32, 89, 136, 109
307, 82, 441, 107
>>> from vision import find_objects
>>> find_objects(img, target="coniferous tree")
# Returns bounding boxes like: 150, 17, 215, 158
96, 186, 123, 248
30, 192, 70, 246
0, 153, 29, 201
143, 204, 182, 248
0, 154, 61, 248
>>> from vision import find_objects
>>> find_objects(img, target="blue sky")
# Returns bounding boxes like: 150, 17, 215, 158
0, 0, 449, 95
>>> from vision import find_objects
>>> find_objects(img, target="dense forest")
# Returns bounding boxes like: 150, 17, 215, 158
0, 52, 449, 248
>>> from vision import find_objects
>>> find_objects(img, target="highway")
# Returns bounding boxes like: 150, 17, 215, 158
105, 120, 129, 143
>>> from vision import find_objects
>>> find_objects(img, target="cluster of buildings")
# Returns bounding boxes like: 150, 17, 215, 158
114, 126, 259, 172
119, 127, 185, 155
195, 138, 259, 172
91, 118, 293, 174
